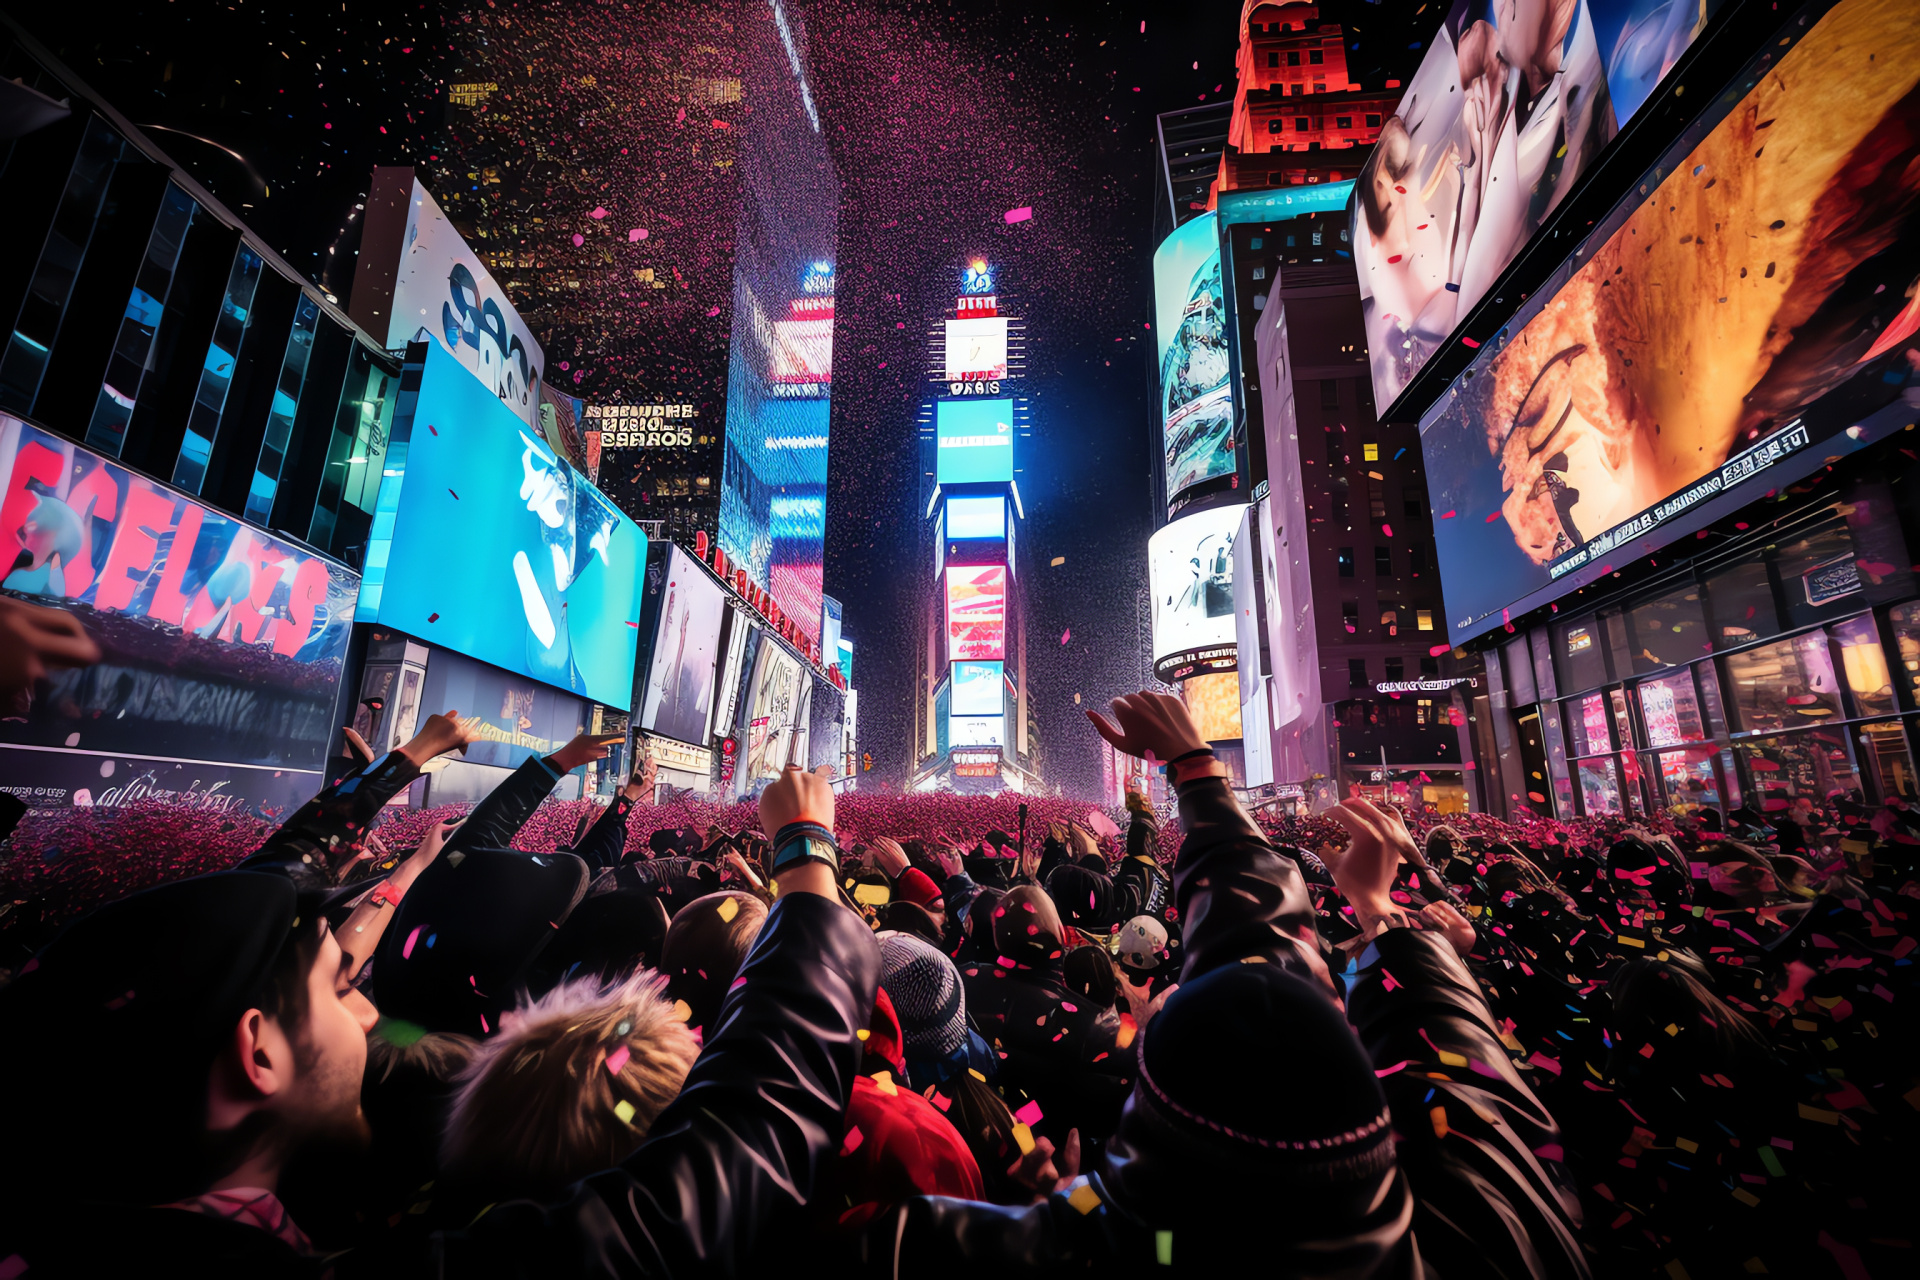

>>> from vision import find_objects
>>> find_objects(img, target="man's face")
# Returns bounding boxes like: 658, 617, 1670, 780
279, 928, 378, 1149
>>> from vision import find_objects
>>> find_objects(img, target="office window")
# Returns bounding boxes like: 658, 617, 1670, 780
1374, 545, 1392, 576
1420, 656, 1440, 676
1385, 658, 1404, 682
1366, 114, 1383, 128
1331, 474, 1349, 517
1404, 493, 1423, 519
1268, 51, 1280, 67
1295, 117, 1311, 131
1288, 51, 1302, 66
1324, 428, 1343, 461
1349, 658, 1368, 687
1289, 83, 1303, 96
1268, 117, 1283, 134
1337, 547, 1355, 577
1335, 115, 1353, 129
1320, 378, 1340, 409
1416, 609, 1435, 631
1342, 601, 1359, 632
1309, 49, 1324, 64
1362, 442, 1378, 462
1250, 237, 1264, 250
1381, 608, 1399, 635
1409, 546, 1429, 575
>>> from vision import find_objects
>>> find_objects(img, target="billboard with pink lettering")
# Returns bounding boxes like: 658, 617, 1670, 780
0, 415, 357, 785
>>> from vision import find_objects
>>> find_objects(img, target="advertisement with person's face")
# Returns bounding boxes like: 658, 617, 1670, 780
640, 545, 727, 746
375, 344, 644, 707
1353, 0, 1618, 410
1150, 504, 1245, 680
1154, 213, 1236, 507
1421, 0, 1920, 641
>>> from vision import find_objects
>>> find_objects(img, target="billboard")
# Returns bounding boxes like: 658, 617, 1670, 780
371, 343, 644, 707
945, 495, 1005, 541
951, 660, 1004, 716
420, 647, 589, 772
1182, 671, 1244, 743
640, 545, 728, 746
1150, 504, 1245, 681
945, 565, 1007, 661
935, 398, 1014, 485
944, 317, 1009, 382
1352, 0, 1721, 412
1421, 0, 1920, 641
1154, 212, 1235, 507
949, 715, 1005, 747
356, 172, 544, 428
836, 637, 853, 685
742, 639, 804, 782
0, 415, 356, 777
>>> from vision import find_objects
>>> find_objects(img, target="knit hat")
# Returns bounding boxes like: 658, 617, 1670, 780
895, 866, 945, 913
1137, 961, 1392, 1182
877, 931, 968, 1059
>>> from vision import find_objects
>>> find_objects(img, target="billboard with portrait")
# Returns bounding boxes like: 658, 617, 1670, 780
935, 398, 1015, 485
1352, 1, 1722, 413
945, 565, 1007, 661
1420, 0, 1920, 642
370, 343, 644, 707
0, 415, 357, 786
1150, 504, 1244, 681
1154, 212, 1235, 508
743, 639, 804, 782
945, 317, 1009, 382
951, 660, 1004, 716
640, 545, 728, 746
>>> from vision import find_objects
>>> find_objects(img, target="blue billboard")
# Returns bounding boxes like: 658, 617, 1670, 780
935, 398, 1014, 484
951, 660, 1003, 716
365, 342, 644, 707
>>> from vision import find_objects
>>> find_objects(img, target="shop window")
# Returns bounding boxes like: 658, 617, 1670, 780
1385, 657, 1404, 682
1337, 547, 1355, 577
1637, 672, 1707, 748
1610, 688, 1636, 752
1625, 583, 1708, 674
1374, 545, 1392, 575
1416, 609, 1434, 631
1832, 614, 1896, 717
1703, 556, 1780, 650
1553, 614, 1608, 694
1577, 757, 1625, 815
1775, 520, 1862, 630
1654, 747, 1721, 813
1572, 691, 1613, 756
1349, 658, 1368, 687
1857, 721, 1919, 799
1735, 727, 1862, 812
1890, 602, 1920, 701
1724, 632, 1842, 734
1362, 442, 1378, 461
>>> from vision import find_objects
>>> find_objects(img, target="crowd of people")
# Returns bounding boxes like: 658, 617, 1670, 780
0, 593, 1915, 1277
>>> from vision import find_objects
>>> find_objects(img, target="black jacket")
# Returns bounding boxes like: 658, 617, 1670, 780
959, 953, 1132, 1142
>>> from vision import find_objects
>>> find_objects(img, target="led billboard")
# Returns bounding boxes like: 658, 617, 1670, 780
1154, 212, 1235, 508
951, 660, 1004, 716
640, 545, 728, 746
743, 639, 804, 782
949, 715, 1005, 747
1150, 503, 1244, 681
944, 317, 1009, 382
1, 414, 358, 780
1421, 0, 1920, 642
935, 398, 1014, 485
945, 495, 1006, 541
1352, 0, 1720, 412
945, 565, 1007, 661
372, 343, 644, 707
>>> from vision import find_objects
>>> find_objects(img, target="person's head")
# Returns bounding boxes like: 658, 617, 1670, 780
894, 866, 947, 931
1360, 115, 1415, 241
1605, 948, 1772, 1088
1495, 0, 1576, 76
441, 970, 699, 1200
1063, 944, 1121, 1011
1044, 863, 1114, 933
661, 890, 768, 1034
1116, 914, 1170, 975
876, 899, 945, 947
0, 872, 378, 1205
991, 884, 1065, 968
1702, 841, 1780, 905
878, 932, 968, 1075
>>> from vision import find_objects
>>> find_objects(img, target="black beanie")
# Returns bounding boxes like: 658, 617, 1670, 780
1137, 961, 1392, 1181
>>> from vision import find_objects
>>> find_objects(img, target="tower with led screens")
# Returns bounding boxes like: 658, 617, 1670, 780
909, 260, 1041, 793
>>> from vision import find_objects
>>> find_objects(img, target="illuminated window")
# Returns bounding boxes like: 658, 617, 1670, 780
1363, 443, 1378, 462
1381, 608, 1399, 629
1417, 609, 1434, 631
1337, 548, 1355, 578
1416, 698, 1432, 725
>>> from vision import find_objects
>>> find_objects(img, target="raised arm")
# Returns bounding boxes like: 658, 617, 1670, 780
448, 731, 622, 854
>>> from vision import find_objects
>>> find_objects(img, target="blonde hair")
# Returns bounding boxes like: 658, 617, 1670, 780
441, 970, 700, 1199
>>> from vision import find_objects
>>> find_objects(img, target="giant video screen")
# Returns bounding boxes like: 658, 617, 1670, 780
1422, 0, 1920, 642
944, 317, 1008, 382
1352, 0, 1721, 412
639, 544, 728, 746
945, 565, 1007, 661
742, 639, 804, 782
951, 659, 1004, 716
1154, 212, 1235, 509
375, 343, 644, 707
935, 398, 1015, 485
0, 415, 356, 803
1150, 503, 1244, 681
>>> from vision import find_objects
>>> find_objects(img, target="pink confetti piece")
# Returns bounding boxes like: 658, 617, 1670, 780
589, 206, 608, 219
1375, 1059, 1417, 1077
1381, 523, 1393, 537
1060, 629, 1070, 644
1534, 1144, 1565, 1162
1004, 206, 1033, 224
571, 233, 584, 247
1528, 1052, 1562, 1075
606, 1044, 631, 1076
628, 228, 647, 241
0, 1254, 25, 1280
840, 1125, 864, 1155
1485, 511, 1503, 523
1014, 1100, 1043, 1126
1462, 336, 1481, 348
1439, 509, 1456, 518
1429, 643, 1451, 656
1816, 1231, 1871, 1280
402, 926, 422, 959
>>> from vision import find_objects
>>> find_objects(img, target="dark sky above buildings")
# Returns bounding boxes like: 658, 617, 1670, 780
12, 0, 1431, 792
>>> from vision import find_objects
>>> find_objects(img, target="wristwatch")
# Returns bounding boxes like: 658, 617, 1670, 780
771, 821, 841, 874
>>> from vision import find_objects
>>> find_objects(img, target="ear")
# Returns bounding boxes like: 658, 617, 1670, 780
206, 1007, 294, 1132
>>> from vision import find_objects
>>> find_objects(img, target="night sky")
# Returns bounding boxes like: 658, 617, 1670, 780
12, 0, 1426, 795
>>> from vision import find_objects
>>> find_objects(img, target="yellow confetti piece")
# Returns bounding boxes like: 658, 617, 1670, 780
1674, 1137, 1698, 1153
1821, 1038, 1838, 1051
671, 999, 693, 1023
1430, 1106, 1449, 1138
1437, 1049, 1467, 1068
1790, 1019, 1817, 1032
1666, 1262, 1691, 1280
1616, 935, 1646, 949
856, 1028, 870, 1041
1155, 1230, 1173, 1265
1012, 1121, 1036, 1155
717, 897, 740, 923
872, 1071, 898, 1097
968, 1068, 987, 1082
614, 1099, 637, 1125
1731, 1188, 1760, 1207
1066, 1182, 1102, 1215
1664, 1024, 1681, 1037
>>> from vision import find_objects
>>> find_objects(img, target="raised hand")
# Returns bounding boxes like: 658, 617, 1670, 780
758, 764, 834, 837
398, 709, 478, 768
0, 597, 100, 712
1326, 798, 1419, 934
1085, 691, 1208, 763
869, 836, 909, 878
1419, 900, 1477, 959
623, 754, 658, 801
550, 730, 625, 773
